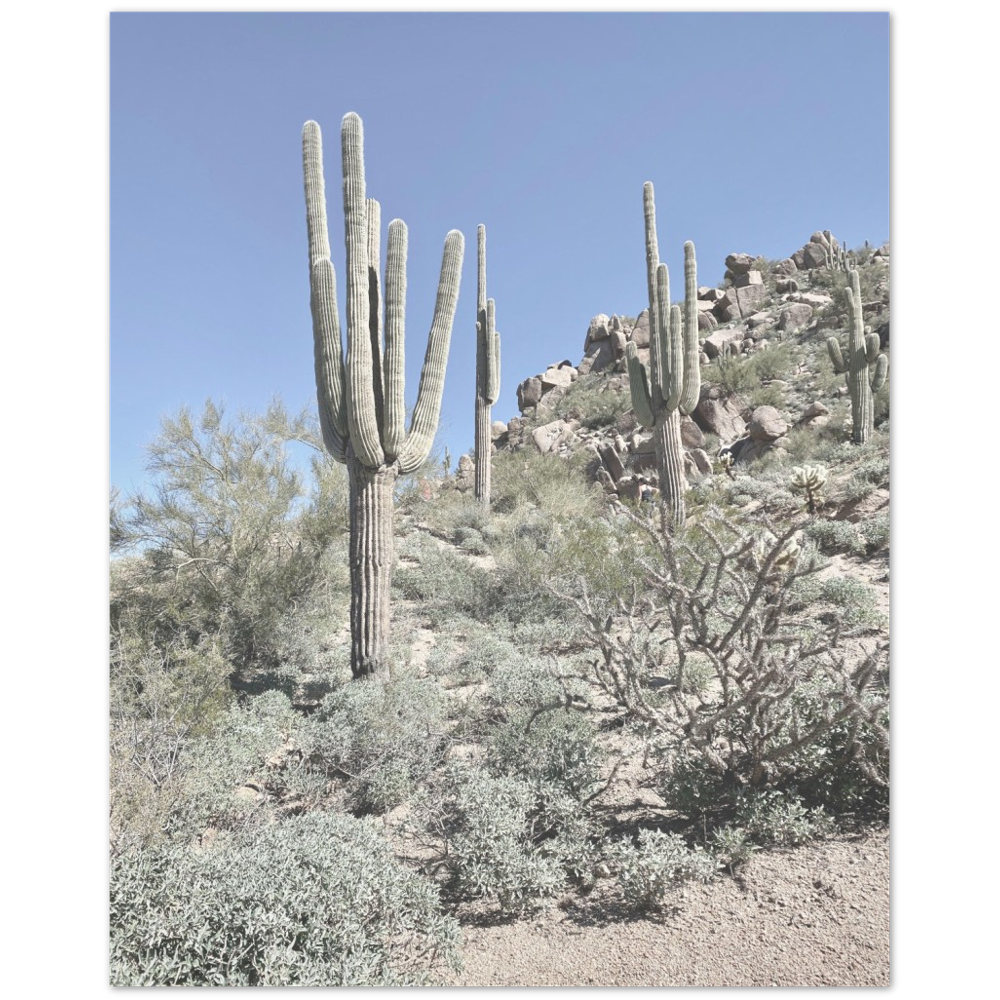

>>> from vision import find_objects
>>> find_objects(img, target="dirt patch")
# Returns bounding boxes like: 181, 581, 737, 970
446, 830, 888, 987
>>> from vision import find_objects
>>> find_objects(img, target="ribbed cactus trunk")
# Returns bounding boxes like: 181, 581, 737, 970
302, 113, 463, 679
348, 454, 397, 675
474, 224, 500, 507
655, 410, 686, 528
826, 269, 887, 446
626, 182, 700, 532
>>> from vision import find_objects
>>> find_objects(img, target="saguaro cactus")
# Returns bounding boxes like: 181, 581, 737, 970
474, 224, 501, 506
626, 182, 701, 530
826, 269, 887, 445
303, 113, 464, 677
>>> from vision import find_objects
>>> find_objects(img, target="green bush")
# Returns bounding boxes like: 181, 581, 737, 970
110, 811, 460, 986
805, 517, 864, 556
552, 378, 631, 430
610, 830, 717, 911
419, 768, 595, 913
305, 674, 448, 813
858, 512, 890, 553
819, 576, 885, 629
487, 707, 602, 800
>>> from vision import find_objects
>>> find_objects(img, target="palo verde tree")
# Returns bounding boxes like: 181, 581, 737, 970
626, 182, 701, 531
302, 112, 464, 678
474, 224, 501, 507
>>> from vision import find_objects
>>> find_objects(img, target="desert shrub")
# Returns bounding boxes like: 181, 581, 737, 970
487, 707, 602, 800
304, 674, 448, 813
555, 507, 888, 812
818, 576, 885, 629
804, 517, 864, 556
702, 352, 759, 394
858, 512, 890, 553
748, 342, 797, 382
110, 811, 460, 986
552, 378, 631, 429
749, 382, 786, 409
173, 691, 305, 838
710, 826, 759, 869
418, 768, 596, 913
394, 543, 498, 625
610, 830, 717, 911
110, 625, 234, 853
837, 455, 889, 502
730, 789, 834, 846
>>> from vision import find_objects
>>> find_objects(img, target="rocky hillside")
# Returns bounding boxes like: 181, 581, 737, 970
455, 231, 889, 505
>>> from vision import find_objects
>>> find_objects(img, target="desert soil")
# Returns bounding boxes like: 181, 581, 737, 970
445, 829, 889, 987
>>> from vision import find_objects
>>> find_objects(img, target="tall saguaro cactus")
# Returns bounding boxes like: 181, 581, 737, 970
626, 182, 701, 530
303, 112, 464, 678
474, 224, 501, 506
826, 269, 887, 445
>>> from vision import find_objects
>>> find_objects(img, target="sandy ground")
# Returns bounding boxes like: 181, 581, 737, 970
445, 829, 888, 987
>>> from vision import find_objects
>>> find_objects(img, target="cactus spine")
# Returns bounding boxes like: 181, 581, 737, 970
303, 113, 464, 677
626, 182, 700, 530
826, 269, 887, 445
474, 224, 501, 507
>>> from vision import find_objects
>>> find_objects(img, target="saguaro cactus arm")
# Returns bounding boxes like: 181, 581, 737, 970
679, 241, 702, 416
396, 229, 464, 475
626, 342, 656, 429
485, 297, 501, 404
382, 219, 408, 460
341, 113, 384, 469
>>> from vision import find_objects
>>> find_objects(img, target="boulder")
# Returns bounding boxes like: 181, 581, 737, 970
747, 311, 774, 330
698, 311, 719, 331
732, 270, 764, 289
630, 309, 651, 348
491, 420, 508, 440
725, 252, 756, 275
748, 405, 788, 442
735, 282, 767, 316
584, 338, 616, 374
596, 467, 617, 494
598, 444, 625, 483
540, 366, 573, 390
773, 258, 798, 276
800, 401, 829, 422
689, 448, 713, 476
800, 241, 828, 269
611, 329, 628, 356
693, 387, 748, 441
532, 419, 571, 455
776, 303, 814, 332
585, 314, 611, 349
788, 292, 833, 308
702, 324, 747, 359
517, 376, 543, 411
681, 416, 705, 449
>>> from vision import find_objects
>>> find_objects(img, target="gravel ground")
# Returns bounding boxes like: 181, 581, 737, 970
445, 829, 888, 987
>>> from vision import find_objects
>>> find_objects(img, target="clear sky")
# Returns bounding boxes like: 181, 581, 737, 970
110, 11, 888, 490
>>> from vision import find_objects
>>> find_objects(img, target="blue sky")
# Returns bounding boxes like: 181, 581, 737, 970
111, 11, 888, 490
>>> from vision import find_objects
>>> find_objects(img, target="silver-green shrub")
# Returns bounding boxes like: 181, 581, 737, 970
110, 811, 460, 986
610, 830, 717, 911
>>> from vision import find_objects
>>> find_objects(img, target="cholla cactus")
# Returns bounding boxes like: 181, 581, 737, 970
718, 449, 736, 479
303, 113, 464, 677
826, 270, 888, 445
474, 224, 501, 508
790, 464, 828, 514
627, 182, 701, 531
